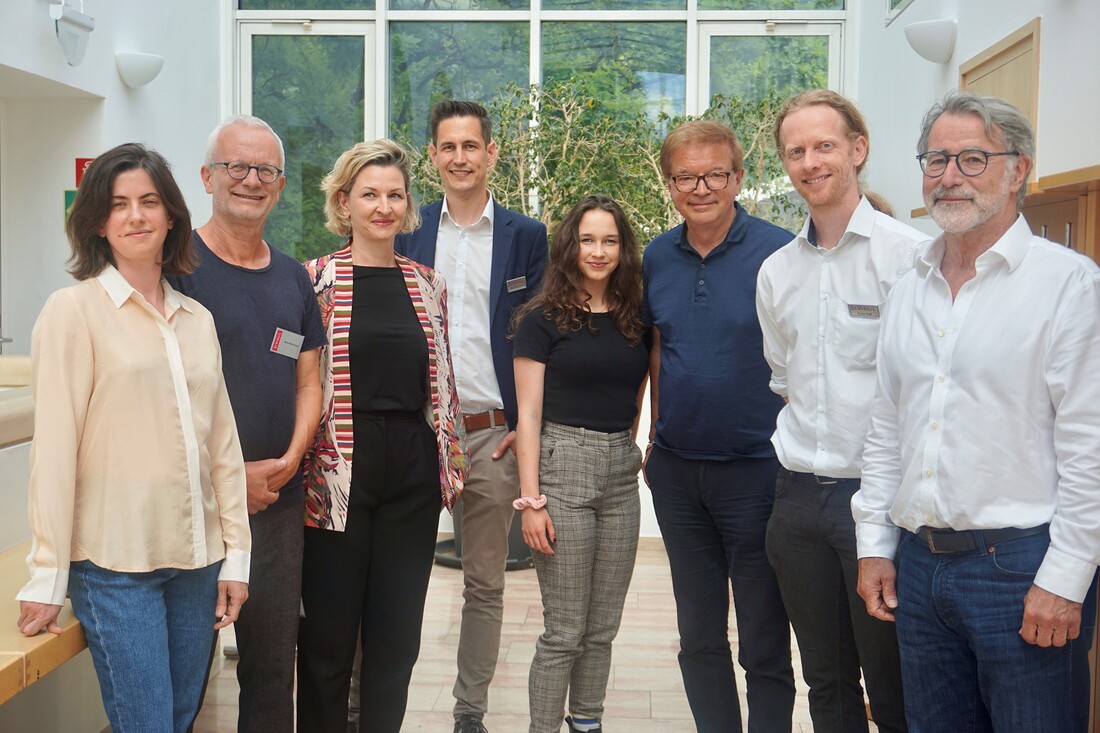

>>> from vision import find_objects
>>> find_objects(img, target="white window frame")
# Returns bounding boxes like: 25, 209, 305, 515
697, 20, 843, 114
238, 20, 379, 139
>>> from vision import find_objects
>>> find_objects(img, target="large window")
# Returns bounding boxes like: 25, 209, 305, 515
236, 2, 846, 256
390, 22, 529, 147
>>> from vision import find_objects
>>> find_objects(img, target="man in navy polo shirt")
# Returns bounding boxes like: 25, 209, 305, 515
642, 120, 795, 733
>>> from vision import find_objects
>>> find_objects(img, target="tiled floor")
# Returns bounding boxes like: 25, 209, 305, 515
194, 539, 877, 732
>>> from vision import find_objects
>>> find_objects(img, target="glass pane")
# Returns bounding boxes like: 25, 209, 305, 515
542, 22, 686, 123
240, 0, 374, 8
709, 35, 828, 103
390, 0, 527, 7
699, 0, 842, 9
543, 0, 682, 8
252, 34, 365, 261
389, 22, 529, 148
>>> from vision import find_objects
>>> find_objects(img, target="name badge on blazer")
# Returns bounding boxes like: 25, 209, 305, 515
506, 276, 527, 293
847, 304, 880, 319
270, 327, 304, 359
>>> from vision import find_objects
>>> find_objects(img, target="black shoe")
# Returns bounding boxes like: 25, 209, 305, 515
565, 716, 602, 733
454, 714, 488, 733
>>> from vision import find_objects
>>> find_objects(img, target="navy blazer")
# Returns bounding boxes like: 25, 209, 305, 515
395, 199, 548, 430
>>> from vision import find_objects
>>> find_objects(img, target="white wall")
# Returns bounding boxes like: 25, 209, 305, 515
0, 0, 225, 354
851, 0, 1100, 234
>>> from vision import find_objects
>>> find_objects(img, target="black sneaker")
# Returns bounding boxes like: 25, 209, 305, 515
453, 714, 489, 733
565, 715, 603, 733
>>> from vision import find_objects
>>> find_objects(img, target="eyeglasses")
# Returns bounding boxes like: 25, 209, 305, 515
916, 149, 1017, 178
669, 171, 732, 193
209, 160, 283, 184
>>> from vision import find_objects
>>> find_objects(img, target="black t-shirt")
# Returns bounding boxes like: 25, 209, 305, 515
168, 233, 326, 509
349, 266, 428, 413
513, 308, 649, 433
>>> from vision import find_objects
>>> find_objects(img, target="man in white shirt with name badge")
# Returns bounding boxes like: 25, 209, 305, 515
757, 90, 924, 733
852, 91, 1100, 732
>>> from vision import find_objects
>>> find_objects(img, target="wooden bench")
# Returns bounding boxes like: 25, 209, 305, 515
0, 541, 87, 705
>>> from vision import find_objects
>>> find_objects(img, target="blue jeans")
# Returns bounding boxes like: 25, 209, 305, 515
895, 531, 1097, 733
646, 447, 794, 733
69, 559, 222, 733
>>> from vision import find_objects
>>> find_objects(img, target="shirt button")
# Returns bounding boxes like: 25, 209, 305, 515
938, 329, 946, 337
698, 279, 705, 285
925, 470, 933, 478
699, 263, 705, 269
818, 405, 825, 413
937, 375, 945, 383
819, 328, 825, 336
931, 422, 939, 430
819, 369, 825, 375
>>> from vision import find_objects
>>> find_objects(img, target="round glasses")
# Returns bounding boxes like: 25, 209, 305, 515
210, 160, 283, 184
916, 149, 1017, 178
669, 171, 732, 193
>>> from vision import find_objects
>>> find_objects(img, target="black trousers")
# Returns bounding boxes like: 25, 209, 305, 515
297, 412, 442, 733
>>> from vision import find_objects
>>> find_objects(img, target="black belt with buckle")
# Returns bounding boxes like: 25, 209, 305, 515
915, 524, 1049, 554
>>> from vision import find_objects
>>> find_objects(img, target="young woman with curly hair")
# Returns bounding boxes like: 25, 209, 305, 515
512, 195, 649, 733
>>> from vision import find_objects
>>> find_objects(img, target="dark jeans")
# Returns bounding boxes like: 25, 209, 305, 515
646, 446, 794, 733
234, 498, 304, 733
765, 469, 906, 733
297, 412, 441, 733
896, 530, 1097, 733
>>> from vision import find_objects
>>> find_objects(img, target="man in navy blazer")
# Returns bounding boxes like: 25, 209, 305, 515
395, 100, 547, 733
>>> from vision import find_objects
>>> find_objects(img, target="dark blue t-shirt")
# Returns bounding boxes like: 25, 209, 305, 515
642, 203, 791, 460
168, 233, 326, 509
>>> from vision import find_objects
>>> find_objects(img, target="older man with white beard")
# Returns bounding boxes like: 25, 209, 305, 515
852, 90, 1100, 733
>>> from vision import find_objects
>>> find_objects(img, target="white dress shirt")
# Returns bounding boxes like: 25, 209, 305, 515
757, 196, 927, 478
435, 194, 503, 414
852, 215, 1100, 602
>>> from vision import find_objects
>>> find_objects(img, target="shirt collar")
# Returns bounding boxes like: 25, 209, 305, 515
96, 265, 193, 315
441, 192, 495, 229
795, 195, 875, 251
916, 213, 1032, 278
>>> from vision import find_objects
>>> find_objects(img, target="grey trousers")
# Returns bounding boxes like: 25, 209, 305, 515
235, 498, 304, 733
453, 424, 521, 720
528, 422, 642, 733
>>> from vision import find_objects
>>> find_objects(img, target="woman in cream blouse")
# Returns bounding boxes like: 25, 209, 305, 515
16, 143, 251, 733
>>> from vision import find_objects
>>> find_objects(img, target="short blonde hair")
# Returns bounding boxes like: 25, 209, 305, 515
321, 139, 421, 237
660, 120, 744, 177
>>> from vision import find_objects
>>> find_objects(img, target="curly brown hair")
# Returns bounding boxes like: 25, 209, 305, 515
513, 195, 643, 344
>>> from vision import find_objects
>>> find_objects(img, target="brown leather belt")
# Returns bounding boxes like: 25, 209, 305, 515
463, 409, 507, 432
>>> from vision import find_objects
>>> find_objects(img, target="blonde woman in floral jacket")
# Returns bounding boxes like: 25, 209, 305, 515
297, 139, 467, 733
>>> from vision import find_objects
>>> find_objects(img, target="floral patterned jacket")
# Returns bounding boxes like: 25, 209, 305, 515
301, 245, 467, 530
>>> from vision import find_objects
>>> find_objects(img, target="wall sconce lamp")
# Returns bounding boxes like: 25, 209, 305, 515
116, 52, 165, 89
49, 1, 95, 67
905, 19, 957, 64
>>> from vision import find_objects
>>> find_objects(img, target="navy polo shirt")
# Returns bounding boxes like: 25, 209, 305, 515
643, 203, 791, 460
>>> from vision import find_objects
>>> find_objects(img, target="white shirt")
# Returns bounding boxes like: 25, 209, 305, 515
852, 215, 1100, 602
435, 194, 503, 414
756, 197, 927, 478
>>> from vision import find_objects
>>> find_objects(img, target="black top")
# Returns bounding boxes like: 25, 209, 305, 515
349, 266, 428, 413
513, 308, 650, 433
167, 233, 326, 509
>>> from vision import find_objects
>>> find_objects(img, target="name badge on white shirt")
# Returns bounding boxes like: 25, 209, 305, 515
847, 304, 880, 319
270, 327, 304, 359
506, 276, 527, 293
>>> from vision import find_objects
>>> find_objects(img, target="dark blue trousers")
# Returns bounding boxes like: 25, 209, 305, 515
646, 446, 794, 733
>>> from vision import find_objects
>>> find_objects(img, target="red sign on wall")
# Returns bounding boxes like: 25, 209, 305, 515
75, 158, 94, 187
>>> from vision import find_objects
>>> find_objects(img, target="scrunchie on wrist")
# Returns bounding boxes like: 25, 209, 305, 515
512, 495, 548, 511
